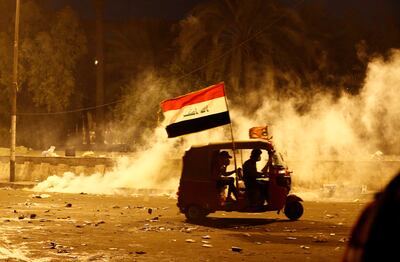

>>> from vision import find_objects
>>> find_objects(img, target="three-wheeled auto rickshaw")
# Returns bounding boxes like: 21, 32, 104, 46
177, 139, 303, 221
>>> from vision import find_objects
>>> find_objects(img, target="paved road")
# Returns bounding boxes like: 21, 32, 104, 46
0, 188, 369, 261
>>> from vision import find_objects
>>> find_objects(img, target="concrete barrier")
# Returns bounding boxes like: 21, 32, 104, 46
0, 156, 116, 182
0, 156, 399, 193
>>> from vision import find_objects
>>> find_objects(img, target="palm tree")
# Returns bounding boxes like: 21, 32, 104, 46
174, 0, 319, 99
105, 19, 174, 91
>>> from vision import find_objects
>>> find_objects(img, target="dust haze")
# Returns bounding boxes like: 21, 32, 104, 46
33, 50, 400, 200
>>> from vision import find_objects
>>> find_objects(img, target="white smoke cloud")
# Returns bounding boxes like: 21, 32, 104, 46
33, 50, 400, 200
230, 49, 400, 198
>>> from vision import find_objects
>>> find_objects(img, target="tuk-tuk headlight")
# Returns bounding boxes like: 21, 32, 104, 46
278, 170, 286, 175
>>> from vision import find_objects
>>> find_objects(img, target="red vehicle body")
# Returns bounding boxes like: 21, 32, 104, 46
177, 139, 303, 221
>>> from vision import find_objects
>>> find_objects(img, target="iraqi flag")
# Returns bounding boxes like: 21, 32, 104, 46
160, 82, 231, 138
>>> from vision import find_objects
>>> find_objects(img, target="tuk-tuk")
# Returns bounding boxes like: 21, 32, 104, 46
177, 139, 303, 221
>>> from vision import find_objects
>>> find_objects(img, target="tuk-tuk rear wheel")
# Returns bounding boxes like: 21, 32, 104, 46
284, 201, 304, 221
185, 205, 206, 221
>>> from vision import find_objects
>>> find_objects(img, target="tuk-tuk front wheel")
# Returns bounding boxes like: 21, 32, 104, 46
185, 205, 206, 221
284, 201, 304, 221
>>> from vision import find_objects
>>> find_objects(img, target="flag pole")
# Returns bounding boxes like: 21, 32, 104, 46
223, 84, 240, 189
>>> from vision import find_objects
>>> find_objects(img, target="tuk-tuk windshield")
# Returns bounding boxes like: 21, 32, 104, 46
271, 151, 287, 168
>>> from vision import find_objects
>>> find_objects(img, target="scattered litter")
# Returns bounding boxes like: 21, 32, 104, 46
149, 216, 159, 222
313, 235, 328, 243
255, 242, 262, 245
202, 235, 211, 239
42, 146, 57, 157
65, 203, 72, 208
181, 227, 198, 233
201, 240, 210, 244
339, 237, 348, 243
202, 244, 213, 248
135, 251, 146, 255
82, 151, 95, 157
300, 245, 310, 249
32, 194, 51, 199
185, 239, 196, 243
94, 220, 105, 226
49, 242, 57, 249
330, 233, 336, 236
30, 214, 37, 219
48, 241, 70, 253
231, 246, 242, 252
286, 237, 297, 240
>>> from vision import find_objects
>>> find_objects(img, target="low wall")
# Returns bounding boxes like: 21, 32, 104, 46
0, 156, 116, 182
1, 156, 399, 192
288, 160, 400, 191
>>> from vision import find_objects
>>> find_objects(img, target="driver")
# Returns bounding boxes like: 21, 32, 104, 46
243, 149, 264, 204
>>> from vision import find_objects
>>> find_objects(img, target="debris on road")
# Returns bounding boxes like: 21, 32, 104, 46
31, 194, 51, 199
185, 239, 196, 243
94, 220, 105, 226
339, 237, 348, 243
313, 234, 328, 243
149, 216, 159, 222
231, 246, 242, 252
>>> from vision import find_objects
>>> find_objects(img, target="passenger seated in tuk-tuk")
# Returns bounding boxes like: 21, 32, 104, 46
212, 151, 239, 201
243, 149, 265, 204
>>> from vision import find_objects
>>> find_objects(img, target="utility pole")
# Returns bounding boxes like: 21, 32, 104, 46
10, 0, 20, 182
94, 0, 105, 146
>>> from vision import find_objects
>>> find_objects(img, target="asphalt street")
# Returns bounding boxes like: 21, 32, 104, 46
0, 187, 370, 261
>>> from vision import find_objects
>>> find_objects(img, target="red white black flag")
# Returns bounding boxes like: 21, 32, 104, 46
160, 82, 231, 138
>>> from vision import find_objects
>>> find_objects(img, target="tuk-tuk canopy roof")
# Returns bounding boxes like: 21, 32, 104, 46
188, 139, 274, 151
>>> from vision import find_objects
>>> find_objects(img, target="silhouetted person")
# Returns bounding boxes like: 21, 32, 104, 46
212, 151, 239, 201
343, 172, 400, 262
243, 149, 264, 204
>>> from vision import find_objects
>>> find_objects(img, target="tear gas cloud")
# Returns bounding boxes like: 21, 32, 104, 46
232, 49, 400, 197
34, 50, 400, 199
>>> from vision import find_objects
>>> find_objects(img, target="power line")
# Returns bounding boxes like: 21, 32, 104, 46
17, 99, 123, 116
18, 0, 304, 116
